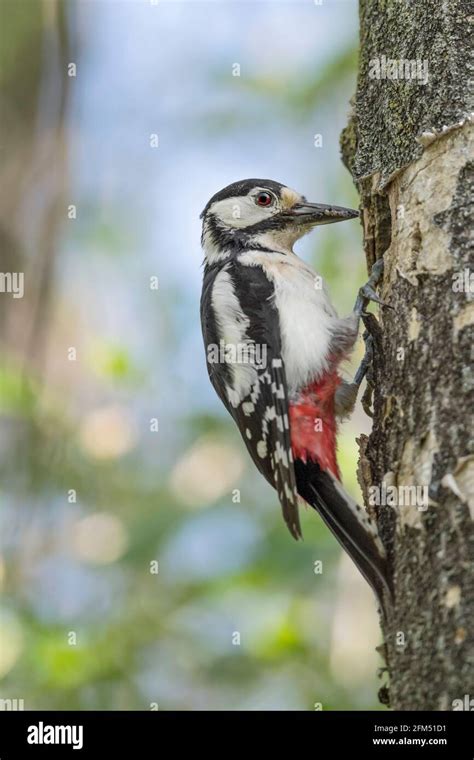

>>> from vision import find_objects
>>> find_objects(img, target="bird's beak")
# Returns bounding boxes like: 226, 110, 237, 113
287, 202, 359, 225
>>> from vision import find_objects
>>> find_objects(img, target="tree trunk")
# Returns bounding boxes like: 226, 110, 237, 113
341, 0, 473, 710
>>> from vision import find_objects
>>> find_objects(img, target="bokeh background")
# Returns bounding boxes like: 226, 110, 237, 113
0, 0, 386, 710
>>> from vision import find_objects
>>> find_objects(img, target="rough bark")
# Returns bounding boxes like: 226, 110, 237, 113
341, 0, 473, 710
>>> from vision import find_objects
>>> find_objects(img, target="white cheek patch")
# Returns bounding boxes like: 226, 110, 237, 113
209, 193, 275, 228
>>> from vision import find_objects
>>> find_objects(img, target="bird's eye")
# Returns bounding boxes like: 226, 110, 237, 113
256, 192, 274, 207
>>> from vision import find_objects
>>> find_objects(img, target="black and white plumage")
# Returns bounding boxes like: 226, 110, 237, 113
201, 257, 301, 539
200, 178, 391, 610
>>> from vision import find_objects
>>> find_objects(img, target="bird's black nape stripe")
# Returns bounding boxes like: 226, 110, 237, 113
200, 178, 286, 219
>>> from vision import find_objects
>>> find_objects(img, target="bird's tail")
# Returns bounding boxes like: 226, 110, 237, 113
295, 459, 392, 615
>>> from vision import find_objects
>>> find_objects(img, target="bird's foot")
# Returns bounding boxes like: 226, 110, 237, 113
354, 259, 391, 317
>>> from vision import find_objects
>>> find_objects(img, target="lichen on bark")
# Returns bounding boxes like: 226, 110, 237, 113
341, 0, 474, 710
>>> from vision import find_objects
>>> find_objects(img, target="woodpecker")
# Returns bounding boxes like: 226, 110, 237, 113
200, 178, 391, 611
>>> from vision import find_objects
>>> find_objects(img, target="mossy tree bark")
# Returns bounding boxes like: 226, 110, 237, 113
341, 0, 473, 710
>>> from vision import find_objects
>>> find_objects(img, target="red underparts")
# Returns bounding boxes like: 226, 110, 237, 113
289, 370, 341, 479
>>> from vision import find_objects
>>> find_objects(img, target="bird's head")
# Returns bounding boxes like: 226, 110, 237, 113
200, 178, 358, 261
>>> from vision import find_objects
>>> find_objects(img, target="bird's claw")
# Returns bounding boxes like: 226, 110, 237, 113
358, 283, 385, 306
354, 259, 392, 316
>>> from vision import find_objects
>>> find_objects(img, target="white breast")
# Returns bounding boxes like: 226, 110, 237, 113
239, 251, 338, 395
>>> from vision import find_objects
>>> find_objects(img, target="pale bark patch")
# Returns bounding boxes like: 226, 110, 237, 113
385, 125, 473, 287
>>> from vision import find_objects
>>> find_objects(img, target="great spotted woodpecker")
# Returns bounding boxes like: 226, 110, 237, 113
200, 179, 391, 610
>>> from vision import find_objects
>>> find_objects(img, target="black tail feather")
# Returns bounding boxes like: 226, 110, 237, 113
295, 459, 392, 615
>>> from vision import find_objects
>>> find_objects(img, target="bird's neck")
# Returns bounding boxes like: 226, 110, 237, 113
202, 217, 307, 264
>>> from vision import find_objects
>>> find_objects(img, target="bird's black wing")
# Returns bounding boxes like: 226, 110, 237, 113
200, 258, 301, 539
